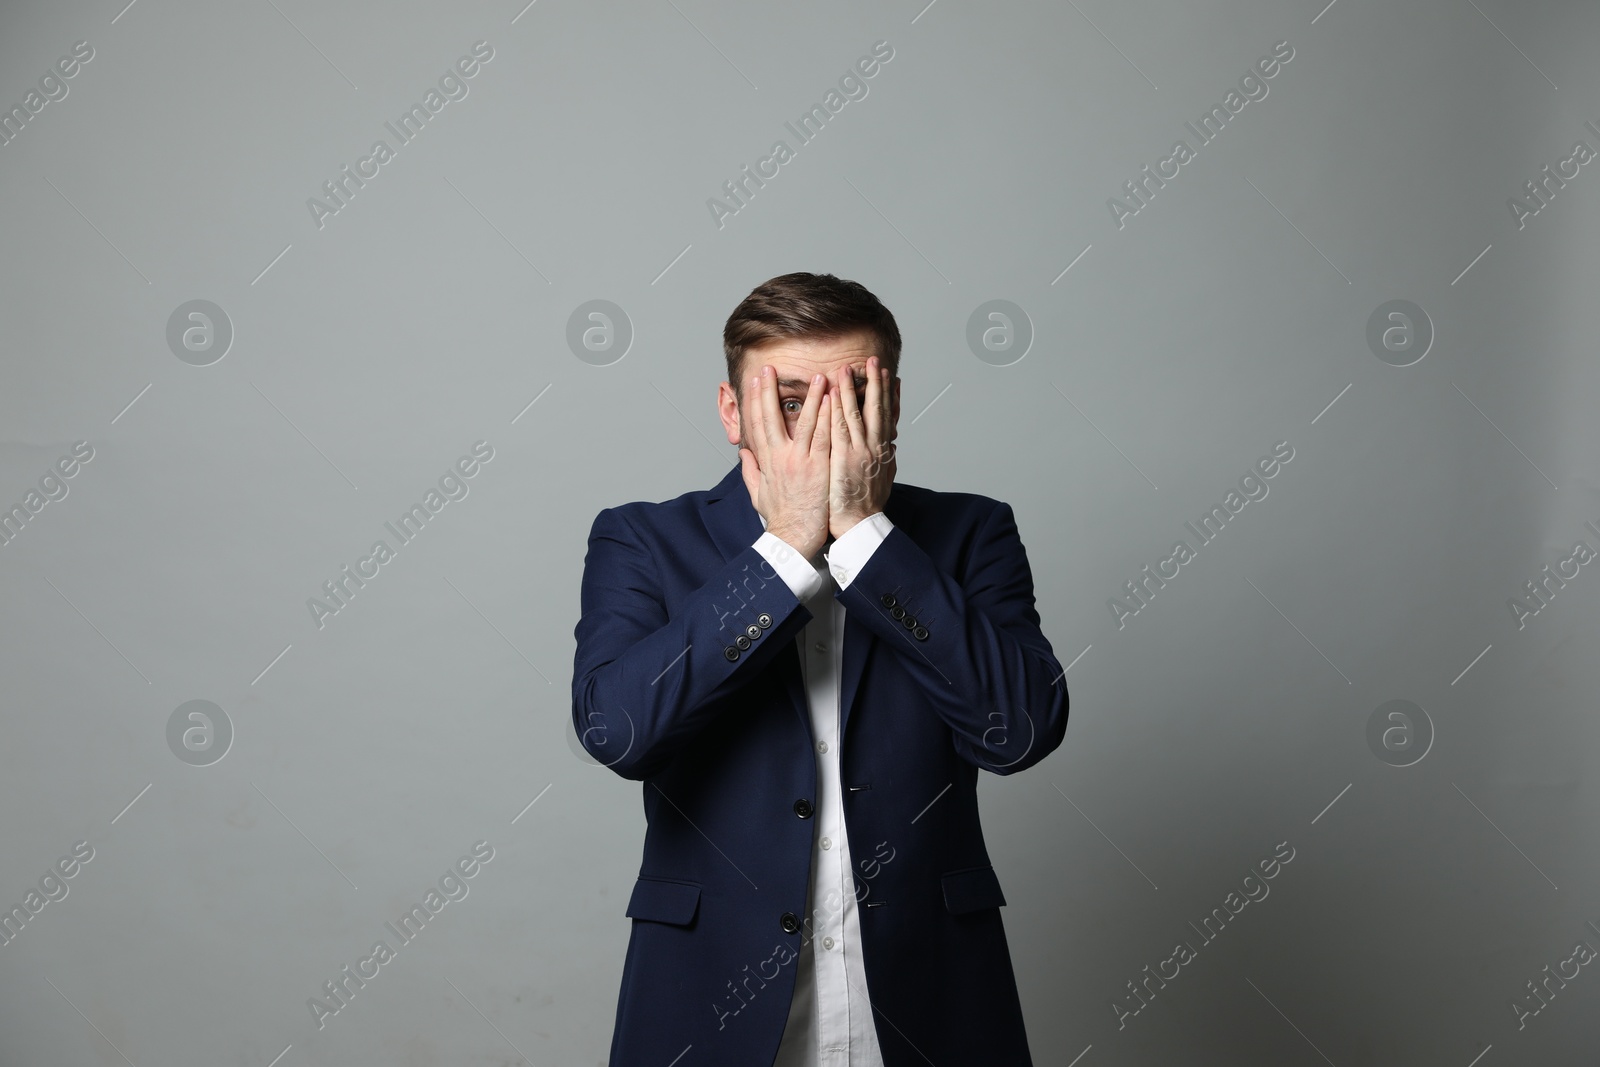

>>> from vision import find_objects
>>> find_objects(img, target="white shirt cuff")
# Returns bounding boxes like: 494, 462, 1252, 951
754, 532, 825, 601
824, 513, 893, 589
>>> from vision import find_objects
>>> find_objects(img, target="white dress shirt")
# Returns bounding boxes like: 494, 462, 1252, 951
753, 511, 894, 1067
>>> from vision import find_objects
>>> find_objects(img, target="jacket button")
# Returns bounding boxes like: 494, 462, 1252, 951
735, 635, 751, 650
889, 605, 905, 620
757, 613, 773, 628
913, 625, 929, 641
780, 911, 801, 934
880, 593, 896, 608
723, 646, 739, 661
902, 614, 918, 630
793, 798, 813, 819
745, 624, 761, 640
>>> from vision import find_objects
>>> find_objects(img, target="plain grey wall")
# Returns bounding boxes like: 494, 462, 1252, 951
2, 0, 1598, 1064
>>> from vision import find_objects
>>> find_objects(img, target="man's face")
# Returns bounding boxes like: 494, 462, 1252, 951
717, 331, 900, 450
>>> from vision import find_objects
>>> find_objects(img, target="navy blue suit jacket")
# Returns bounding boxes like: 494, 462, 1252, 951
572, 461, 1069, 1066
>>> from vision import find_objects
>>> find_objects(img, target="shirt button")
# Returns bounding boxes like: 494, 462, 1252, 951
813, 641, 828, 653
822, 936, 835, 950
818, 741, 828, 753
820, 837, 831, 850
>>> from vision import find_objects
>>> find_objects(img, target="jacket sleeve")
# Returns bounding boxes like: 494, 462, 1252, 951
834, 499, 1068, 775
571, 505, 814, 780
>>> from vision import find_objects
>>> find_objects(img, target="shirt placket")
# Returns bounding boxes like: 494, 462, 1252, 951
803, 569, 849, 1063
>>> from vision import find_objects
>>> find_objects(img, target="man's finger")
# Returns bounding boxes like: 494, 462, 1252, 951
742, 375, 767, 469
883, 365, 895, 443
828, 389, 847, 481
862, 356, 882, 454
759, 364, 789, 446
834, 364, 864, 452
830, 376, 850, 452
794, 372, 827, 452
812, 391, 832, 452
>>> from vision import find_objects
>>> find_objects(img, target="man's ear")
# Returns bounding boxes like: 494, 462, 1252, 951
718, 380, 743, 446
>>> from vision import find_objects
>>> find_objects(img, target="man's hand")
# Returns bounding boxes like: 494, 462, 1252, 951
828, 355, 896, 538
739, 365, 832, 559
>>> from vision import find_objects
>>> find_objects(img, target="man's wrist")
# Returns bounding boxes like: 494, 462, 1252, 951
769, 521, 824, 556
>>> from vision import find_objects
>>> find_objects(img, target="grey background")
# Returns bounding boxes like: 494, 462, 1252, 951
2, 0, 1597, 1064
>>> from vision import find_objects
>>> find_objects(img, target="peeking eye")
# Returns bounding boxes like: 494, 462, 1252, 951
781, 398, 802, 415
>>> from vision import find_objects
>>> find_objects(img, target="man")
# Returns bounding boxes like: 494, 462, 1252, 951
572, 272, 1069, 1065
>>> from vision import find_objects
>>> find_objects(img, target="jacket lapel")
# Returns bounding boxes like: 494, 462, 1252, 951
838, 480, 910, 747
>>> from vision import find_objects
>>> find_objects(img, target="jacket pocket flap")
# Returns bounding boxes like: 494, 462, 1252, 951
941, 865, 1006, 915
625, 877, 702, 925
